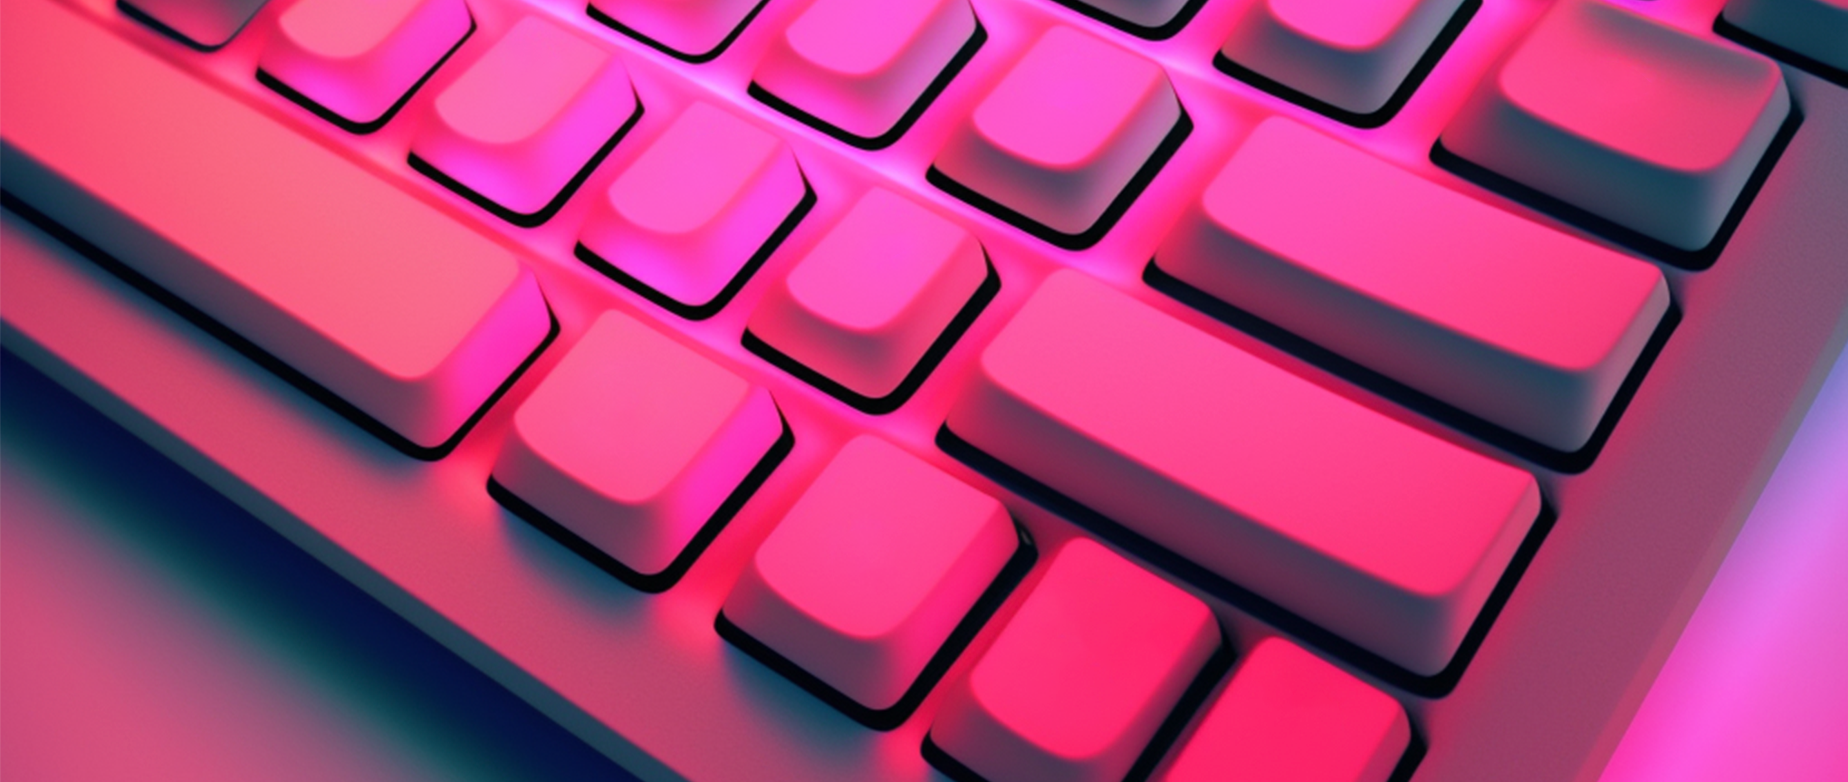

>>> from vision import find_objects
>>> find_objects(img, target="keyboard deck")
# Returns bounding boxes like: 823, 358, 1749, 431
4, 0, 1848, 779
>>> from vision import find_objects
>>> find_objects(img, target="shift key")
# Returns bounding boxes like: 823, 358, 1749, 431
1, 0, 552, 458
945, 271, 1540, 677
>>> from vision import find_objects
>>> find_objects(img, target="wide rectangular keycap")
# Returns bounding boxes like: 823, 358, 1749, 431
0, 0, 551, 457
945, 271, 1541, 675
1156, 118, 1670, 452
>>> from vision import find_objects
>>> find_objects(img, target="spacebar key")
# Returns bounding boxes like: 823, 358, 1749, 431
1, 0, 551, 457
946, 271, 1541, 676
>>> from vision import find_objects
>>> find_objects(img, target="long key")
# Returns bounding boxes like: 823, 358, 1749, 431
1156, 117, 1669, 453
945, 271, 1541, 676
1, 0, 552, 458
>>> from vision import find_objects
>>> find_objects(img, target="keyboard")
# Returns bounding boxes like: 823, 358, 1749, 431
2, 0, 1845, 779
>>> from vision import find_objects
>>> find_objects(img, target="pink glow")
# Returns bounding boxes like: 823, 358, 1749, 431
748, 188, 985, 399
723, 435, 1013, 710
1220, 0, 1462, 113
931, 539, 1218, 782
579, 102, 804, 308
412, 16, 637, 217
752, 0, 975, 139
258, 0, 470, 125
1159, 639, 1409, 782
492, 311, 782, 577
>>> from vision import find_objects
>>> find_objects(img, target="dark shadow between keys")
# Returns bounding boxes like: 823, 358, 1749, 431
927, 110, 1192, 252
742, 259, 999, 415
585, 0, 767, 64
1143, 263, 1683, 475
1212, 0, 1480, 129
487, 419, 793, 594
1714, 16, 1848, 90
937, 423, 1562, 699
1430, 105, 1803, 271
576, 185, 816, 322
409, 98, 644, 228
0, 192, 557, 462
713, 522, 1036, 731
256, 17, 477, 136
1041, 0, 1210, 41
749, 22, 987, 151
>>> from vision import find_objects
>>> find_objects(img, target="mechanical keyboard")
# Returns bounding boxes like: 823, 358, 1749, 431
2, 0, 1845, 780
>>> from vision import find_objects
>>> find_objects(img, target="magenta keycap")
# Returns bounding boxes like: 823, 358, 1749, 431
1723, 0, 1848, 73
1157, 639, 1410, 782
1156, 117, 1670, 452
1442, 0, 1789, 251
721, 436, 1018, 725
588, 0, 762, 60
257, 0, 471, 131
578, 102, 807, 318
746, 188, 989, 411
931, 25, 1182, 247
751, 0, 978, 145
945, 270, 1541, 676
929, 538, 1220, 782
491, 311, 785, 590
1065, 0, 1196, 32
410, 16, 638, 225
1219, 0, 1464, 117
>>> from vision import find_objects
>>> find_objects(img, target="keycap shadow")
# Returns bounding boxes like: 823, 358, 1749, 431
1714, 16, 1848, 89
748, 22, 988, 151
585, 0, 768, 64
1041, 0, 1210, 41
409, 98, 645, 228
256, 17, 477, 135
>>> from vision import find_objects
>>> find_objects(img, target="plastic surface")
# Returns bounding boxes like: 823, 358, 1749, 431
1220, 0, 1463, 114
929, 538, 1220, 782
258, 0, 471, 127
492, 311, 783, 578
1442, 0, 1790, 251
723, 435, 1015, 712
946, 270, 1542, 676
1157, 638, 1410, 782
1723, 0, 1848, 72
411, 15, 637, 220
1156, 117, 1670, 452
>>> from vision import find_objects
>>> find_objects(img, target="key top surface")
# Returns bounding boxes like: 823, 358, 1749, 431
411, 16, 639, 224
490, 311, 784, 588
945, 270, 1541, 676
721, 435, 1017, 719
0, 0, 551, 456
120, 0, 269, 49
258, 0, 472, 130
746, 188, 988, 409
1441, 0, 1789, 252
1723, 0, 1848, 73
751, 0, 978, 144
1157, 638, 1409, 782
1156, 117, 1670, 453
929, 538, 1220, 782
578, 102, 806, 316
587, 0, 762, 60
931, 25, 1182, 246
1219, 0, 1464, 117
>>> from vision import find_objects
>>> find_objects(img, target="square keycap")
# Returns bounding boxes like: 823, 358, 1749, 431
746, 188, 989, 411
929, 538, 1221, 782
491, 311, 785, 591
720, 436, 1019, 726
1158, 638, 1409, 782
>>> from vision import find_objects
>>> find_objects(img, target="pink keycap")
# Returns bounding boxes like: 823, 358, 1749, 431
1157, 638, 1409, 782
578, 102, 806, 317
746, 188, 987, 409
588, 0, 762, 60
2, 0, 551, 457
258, 0, 472, 131
751, 0, 977, 144
492, 311, 784, 587
1219, 0, 1464, 116
1723, 0, 1848, 73
721, 436, 1016, 719
945, 271, 1541, 676
1066, 0, 1197, 31
1156, 117, 1670, 452
411, 16, 638, 224
929, 538, 1220, 782
1441, 0, 1789, 251
121, 0, 269, 49
932, 26, 1180, 245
